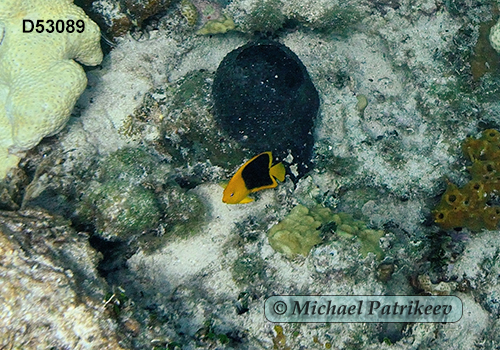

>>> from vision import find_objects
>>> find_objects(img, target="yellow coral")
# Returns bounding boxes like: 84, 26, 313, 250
268, 204, 385, 259
268, 205, 323, 258
180, 0, 198, 26
0, 0, 103, 179
196, 15, 235, 35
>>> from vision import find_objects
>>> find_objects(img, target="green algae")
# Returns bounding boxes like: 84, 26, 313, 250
233, 0, 285, 33
79, 147, 206, 246
161, 70, 244, 170
79, 148, 164, 241
231, 253, 266, 287
91, 181, 161, 240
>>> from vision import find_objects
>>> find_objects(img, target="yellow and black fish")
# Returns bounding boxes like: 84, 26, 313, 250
223, 152, 286, 204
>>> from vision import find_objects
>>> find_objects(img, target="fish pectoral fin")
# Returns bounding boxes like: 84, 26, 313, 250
219, 181, 229, 189
270, 162, 286, 182
239, 196, 254, 204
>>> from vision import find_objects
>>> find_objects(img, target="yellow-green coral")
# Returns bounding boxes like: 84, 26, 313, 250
196, 15, 235, 35
268, 205, 323, 258
433, 129, 500, 231
268, 204, 385, 259
330, 212, 385, 260
272, 325, 289, 350
356, 94, 368, 113
180, 0, 198, 26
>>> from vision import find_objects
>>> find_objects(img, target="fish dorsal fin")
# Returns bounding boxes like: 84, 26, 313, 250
270, 162, 286, 182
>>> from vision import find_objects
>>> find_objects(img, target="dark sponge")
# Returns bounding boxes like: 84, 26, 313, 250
212, 40, 319, 178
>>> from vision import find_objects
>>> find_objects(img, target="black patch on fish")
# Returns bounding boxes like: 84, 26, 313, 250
213, 40, 319, 179
241, 153, 274, 190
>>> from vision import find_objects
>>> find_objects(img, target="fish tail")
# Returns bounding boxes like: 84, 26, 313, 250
270, 162, 286, 182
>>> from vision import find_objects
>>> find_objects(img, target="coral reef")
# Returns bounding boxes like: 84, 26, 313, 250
80, 148, 206, 245
180, 0, 199, 26
329, 211, 386, 260
433, 129, 500, 231
83, 0, 173, 38
161, 69, 243, 171
268, 205, 324, 258
7, 0, 500, 347
0, 0, 103, 179
0, 209, 125, 349
80, 148, 163, 241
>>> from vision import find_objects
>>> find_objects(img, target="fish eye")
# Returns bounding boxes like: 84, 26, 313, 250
230, 193, 234, 197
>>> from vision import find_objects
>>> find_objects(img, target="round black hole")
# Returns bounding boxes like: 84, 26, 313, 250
448, 194, 457, 202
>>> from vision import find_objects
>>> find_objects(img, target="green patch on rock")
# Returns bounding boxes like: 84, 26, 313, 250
160, 70, 244, 170
100, 147, 158, 182
90, 181, 161, 241
315, 152, 360, 177
79, 148, 206, 247
159, 185, 206, 238
309, 5, 367, 34
232, 0, 285, 33
231, 253, 266, 287
79, 148, 166, 241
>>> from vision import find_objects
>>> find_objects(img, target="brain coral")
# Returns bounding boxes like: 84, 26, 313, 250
0, 0, 103, 179
490, 20, 500, 53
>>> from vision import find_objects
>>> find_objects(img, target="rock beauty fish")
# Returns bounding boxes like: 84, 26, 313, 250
223, 152, 286, 204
